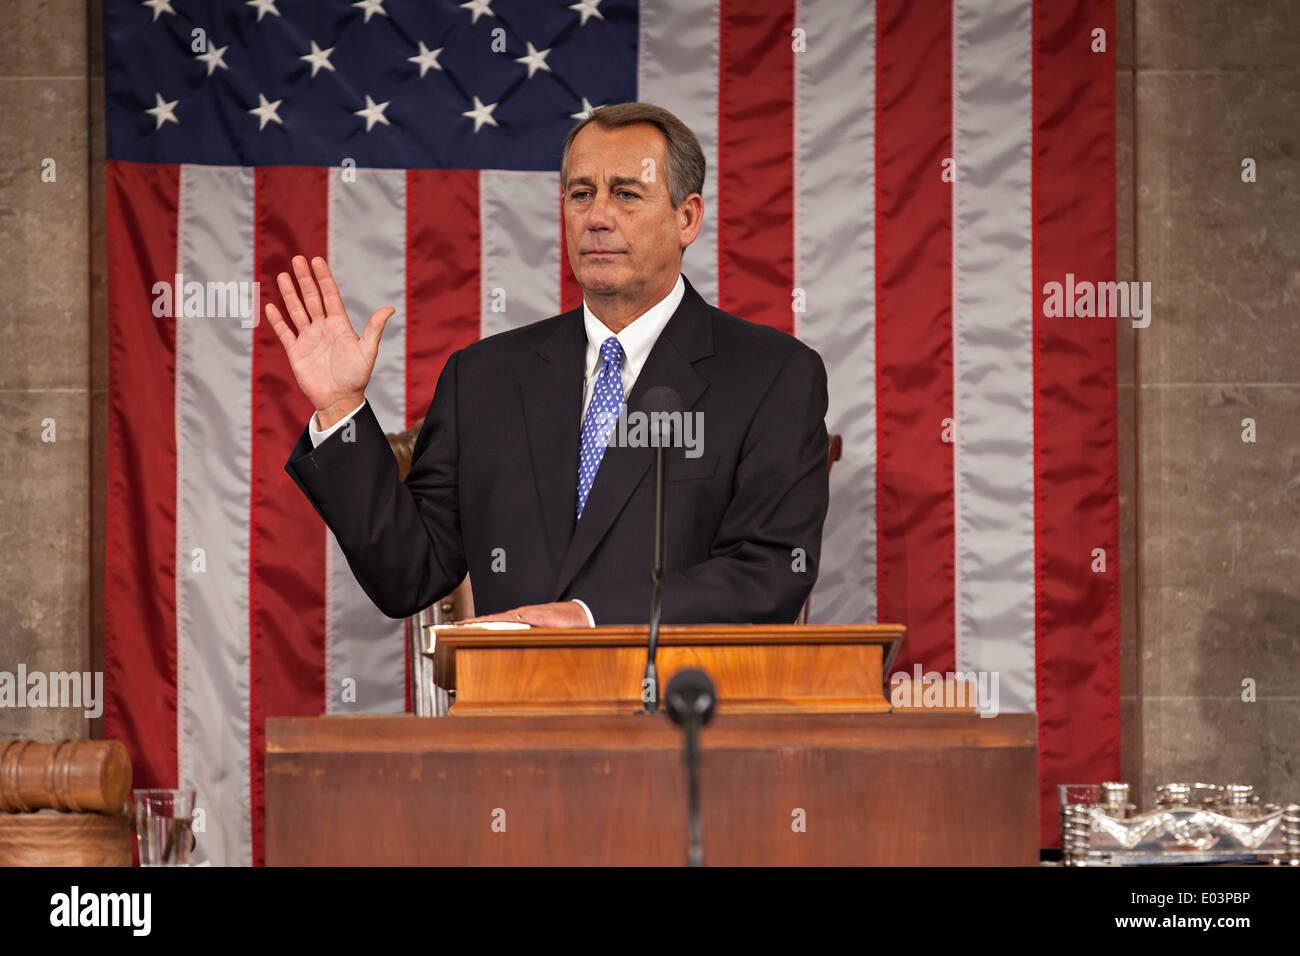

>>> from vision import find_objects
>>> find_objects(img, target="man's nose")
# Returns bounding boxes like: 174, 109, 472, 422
587, 190, 615, 227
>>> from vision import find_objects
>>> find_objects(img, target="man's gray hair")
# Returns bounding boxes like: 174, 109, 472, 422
560, 102, 706, 210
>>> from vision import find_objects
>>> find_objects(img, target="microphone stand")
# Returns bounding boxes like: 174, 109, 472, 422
642, 439, 668, 714
665, 669, 716, 867
683, 707, 703, 866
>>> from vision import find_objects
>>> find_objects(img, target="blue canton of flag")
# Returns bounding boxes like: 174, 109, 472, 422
105, 0, 639, 169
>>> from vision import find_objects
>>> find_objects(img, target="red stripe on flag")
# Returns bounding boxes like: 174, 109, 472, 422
718, 0, 795, 333
404, 169, 481, 709
104, 160, 180, 792
560, 179, 584, 314
875, 0, 956, 676
1032, 0, 1121, 847
406, 169, 481, 429
250, 167, 330, 865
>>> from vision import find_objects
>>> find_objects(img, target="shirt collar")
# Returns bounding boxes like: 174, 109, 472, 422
582, 272, 686, 379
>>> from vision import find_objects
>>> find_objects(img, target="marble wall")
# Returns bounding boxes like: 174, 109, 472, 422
0, 0, 94, 741
1127, 0, 1300, 803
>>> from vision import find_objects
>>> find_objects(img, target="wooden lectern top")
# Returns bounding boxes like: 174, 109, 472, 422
424, 622, 905, 717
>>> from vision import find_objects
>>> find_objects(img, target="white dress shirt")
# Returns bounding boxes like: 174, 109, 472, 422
580, 271, 684, 420
307, 271, 686, 626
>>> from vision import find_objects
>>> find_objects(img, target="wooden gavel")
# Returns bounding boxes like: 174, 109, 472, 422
0, 739, 132, 814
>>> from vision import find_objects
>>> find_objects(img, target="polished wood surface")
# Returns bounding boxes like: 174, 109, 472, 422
266, 712, 1038, 865
430, 623, 905, 716
0, 739, 132, 814
0, 812, 132, 866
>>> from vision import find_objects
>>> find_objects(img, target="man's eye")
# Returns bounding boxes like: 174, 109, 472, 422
570, 190, 638, 200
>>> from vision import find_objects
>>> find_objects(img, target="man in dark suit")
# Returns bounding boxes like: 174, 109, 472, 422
267, 102, 829, 627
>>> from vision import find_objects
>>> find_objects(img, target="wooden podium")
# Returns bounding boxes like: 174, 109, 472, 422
265, 624, 1039, 865
433, 623, 902, 715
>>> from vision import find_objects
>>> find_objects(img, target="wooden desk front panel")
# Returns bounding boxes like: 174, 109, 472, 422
454, 643, 888, 715
265, 713, 1038, 866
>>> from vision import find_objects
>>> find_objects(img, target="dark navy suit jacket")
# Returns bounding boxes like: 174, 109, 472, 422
285, 273, 830, 625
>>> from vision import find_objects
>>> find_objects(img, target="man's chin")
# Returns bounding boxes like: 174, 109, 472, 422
578, 269, 624, 295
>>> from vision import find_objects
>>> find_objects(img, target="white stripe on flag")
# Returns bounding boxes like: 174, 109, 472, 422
326, 167, 409, 715
952, 0, 1036, 708
794, 0, 878, 623
481, 171, 563, 336
638, 0, 720, 305
478, 170, 559, 338
176, 162, 255, 866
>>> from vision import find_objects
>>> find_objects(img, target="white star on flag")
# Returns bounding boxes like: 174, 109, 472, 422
461, 96, 499, 133
353, 0, 387, 23
459, 0, 495, 25
245, 0, 280, 23
569, 0, 604, 27
195, 43, 229, 77
141, 0, 176, 21
571, 97, 599, 121
249, 93, 284, 131
145, 92, 179, 129
353, 94, 392, 132
515, 42, 552, 79
299, 41, 335, 79
408, 41, 444, 78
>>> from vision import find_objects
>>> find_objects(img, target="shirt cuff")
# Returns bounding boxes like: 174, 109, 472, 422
308, 398, 368, 448
570, 598, 596, 627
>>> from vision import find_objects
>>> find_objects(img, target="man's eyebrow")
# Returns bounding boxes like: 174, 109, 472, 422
566, 175, 645, 190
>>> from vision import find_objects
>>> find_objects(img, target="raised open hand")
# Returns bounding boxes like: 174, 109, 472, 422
263, 255, 395, 429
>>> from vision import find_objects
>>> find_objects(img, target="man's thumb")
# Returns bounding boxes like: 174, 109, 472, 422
361, 306, 395, 354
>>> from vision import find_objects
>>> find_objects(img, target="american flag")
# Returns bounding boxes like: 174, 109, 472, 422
104, 0, 1118, 865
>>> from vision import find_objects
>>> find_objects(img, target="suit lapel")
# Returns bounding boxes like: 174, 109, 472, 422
519, 308, 586, 569
551, 275, 714, 599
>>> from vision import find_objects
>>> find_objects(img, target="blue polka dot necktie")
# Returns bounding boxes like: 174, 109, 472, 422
576, 335, 626, 521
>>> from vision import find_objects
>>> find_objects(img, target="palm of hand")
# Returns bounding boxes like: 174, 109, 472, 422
263, 255, 395, 415
288, 308, 371, 409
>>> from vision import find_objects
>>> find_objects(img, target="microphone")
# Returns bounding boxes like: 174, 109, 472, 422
664, 668, 717, 727
637, 385, 685, 715
664, 669, 717, 867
